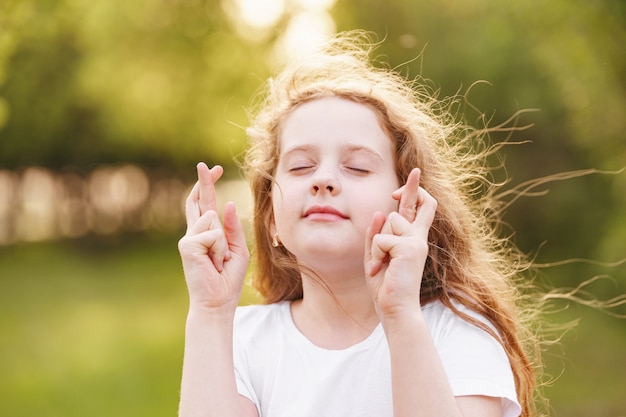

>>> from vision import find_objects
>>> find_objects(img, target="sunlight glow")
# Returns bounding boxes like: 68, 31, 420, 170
276, 11, 335, 61
236, 0, 285, 29
297, 0, 336, 11
223, 0, 336, 48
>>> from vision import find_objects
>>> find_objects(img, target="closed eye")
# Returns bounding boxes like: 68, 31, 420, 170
346, 166, 370, 174
289, 165, 314, 173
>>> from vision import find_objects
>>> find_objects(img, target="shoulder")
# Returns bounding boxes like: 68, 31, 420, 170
235, 301, 284, 318
234, 301, 290, 342
421, 299, 511, 377
422, 300, 521, 417
421, 299, 500, 344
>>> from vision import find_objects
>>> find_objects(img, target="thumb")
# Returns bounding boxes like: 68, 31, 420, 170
222, 202, 248, 258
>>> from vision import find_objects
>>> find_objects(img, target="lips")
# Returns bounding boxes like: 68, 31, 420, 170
303, 205, 349, 221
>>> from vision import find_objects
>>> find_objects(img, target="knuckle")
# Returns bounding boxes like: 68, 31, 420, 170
215, 228, 226, 241
390, 211, 404, 222
178, 235, 192, 252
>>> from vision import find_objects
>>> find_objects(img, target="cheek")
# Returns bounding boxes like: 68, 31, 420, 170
389, 196, 400, 212
367, 181, 399, 212
270, 182, 295, 230
272, 178, 303, 206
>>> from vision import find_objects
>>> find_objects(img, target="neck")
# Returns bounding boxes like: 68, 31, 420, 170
290, 266, 380, 349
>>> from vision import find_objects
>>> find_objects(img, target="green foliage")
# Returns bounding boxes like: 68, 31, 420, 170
0, 236, 260, 417
3, 0, 623, 262
0, 0, 271, 172
332, 0, 626, 284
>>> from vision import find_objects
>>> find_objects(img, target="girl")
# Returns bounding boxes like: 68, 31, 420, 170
178, 32, 540, 417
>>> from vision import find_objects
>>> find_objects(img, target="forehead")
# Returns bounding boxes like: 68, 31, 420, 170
278, 96, 393, 156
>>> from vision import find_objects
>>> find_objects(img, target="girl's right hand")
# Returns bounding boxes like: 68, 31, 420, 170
178, 163, 250, 313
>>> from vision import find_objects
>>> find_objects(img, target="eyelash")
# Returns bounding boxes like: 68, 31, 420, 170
346, 166, 370, 174
289, 165, 314, 172
286, 164, 370, 174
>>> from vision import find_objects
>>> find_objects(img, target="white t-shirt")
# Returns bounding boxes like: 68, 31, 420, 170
233, 300, 521, 417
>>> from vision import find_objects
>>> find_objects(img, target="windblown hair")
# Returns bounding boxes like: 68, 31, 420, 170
244, 31, 543, 417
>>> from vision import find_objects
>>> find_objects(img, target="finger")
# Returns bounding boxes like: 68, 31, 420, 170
182, 228, 230, 272
186, 209, 230, 268
391, 184, 405, 201
365, 211, 387, 276
369, 230, 415, 277
386, 193, 436, 242
368, 212, 408, 275
197, 162, 224, 215
222, 202, 249, 261
397, 168, 421, 222
184, 182, 201, 226
188, 208, 223, 236
382, 211, 412, 237
370, 233, 400, 260
369, 234, 390, 266
414, 191, 438, 237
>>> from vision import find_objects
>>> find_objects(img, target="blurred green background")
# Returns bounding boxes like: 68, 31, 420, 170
1, 0, 624, 416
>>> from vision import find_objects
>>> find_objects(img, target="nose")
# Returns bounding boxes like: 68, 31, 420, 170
311, 169, 340, 195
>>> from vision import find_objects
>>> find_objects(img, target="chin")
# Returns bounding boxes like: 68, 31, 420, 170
297, 242, 363, 264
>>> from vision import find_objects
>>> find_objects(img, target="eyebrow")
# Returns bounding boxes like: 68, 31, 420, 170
343, 145, 385, 163
281, 145, 313, 157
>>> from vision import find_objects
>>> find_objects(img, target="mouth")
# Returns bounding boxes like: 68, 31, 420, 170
303, 205, 349, 221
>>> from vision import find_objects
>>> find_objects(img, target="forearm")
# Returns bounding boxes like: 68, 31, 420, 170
383, 311, 463, 417
179, 306, 240, 417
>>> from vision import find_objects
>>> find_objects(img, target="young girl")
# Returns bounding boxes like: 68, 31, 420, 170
178, 32, 540, 417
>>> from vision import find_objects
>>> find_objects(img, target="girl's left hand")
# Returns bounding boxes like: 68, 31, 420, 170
364, 168, 437, 322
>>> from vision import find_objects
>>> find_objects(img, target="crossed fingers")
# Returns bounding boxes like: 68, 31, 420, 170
366, 168, 437, 276
185, 162, 224, 226
183, 162, 232, 271
392, 167, 424, 224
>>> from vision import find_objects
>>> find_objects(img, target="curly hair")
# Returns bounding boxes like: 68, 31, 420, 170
244, 30, 543, 417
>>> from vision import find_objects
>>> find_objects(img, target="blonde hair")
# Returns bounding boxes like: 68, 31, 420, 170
244, 31, 542, 416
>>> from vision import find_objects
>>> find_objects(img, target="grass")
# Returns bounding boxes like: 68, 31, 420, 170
0, 235, 188, 417
0, 235, 624, 416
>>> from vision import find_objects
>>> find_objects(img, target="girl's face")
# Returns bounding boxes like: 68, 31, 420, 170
271, 96, 400, 273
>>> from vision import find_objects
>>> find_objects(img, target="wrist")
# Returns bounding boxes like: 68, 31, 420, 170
379, 306, 427, 337
186, 302, 237, 326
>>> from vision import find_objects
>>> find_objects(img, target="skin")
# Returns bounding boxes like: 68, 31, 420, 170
177, 97, 503, 417
271, 96, 400, 284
